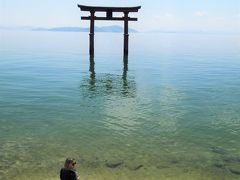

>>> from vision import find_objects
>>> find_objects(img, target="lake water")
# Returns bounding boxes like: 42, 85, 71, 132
0, 31, 240, 180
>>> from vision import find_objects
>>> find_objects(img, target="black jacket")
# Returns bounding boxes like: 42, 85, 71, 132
60, 168, 78, 180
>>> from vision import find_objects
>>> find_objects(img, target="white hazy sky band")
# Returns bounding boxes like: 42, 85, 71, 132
0, 0, 240, 32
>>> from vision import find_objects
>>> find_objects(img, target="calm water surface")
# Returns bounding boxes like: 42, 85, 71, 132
0, 31, 240, 179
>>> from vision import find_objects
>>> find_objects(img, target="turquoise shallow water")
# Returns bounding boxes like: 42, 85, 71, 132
0, 31, 240, 179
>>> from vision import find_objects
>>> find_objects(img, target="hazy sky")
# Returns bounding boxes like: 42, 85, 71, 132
1, 0, 240, 32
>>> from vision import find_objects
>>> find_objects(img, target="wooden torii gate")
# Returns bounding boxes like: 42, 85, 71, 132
77, 4, 141, 57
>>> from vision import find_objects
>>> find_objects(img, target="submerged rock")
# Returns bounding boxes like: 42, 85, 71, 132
133, 164, 143, 170
213, 162, 225, 169
157, 165, 169, 169
106, 162, 123, 168
170, 160, 179, 164
210, 147, 227, 155
229, 168, 240, 175
226, 163, 240, 176
223, 157, 240, 163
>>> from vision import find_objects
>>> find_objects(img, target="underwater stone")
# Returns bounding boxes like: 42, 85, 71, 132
229, 168, 240, 175
213, 163, 225, 169
170, 160, 179, 164
223, 157, 240, 163
132, 164, 143, 171
210, 147, 227, 155
106, 162, 123, 168
157, 165, 169, 169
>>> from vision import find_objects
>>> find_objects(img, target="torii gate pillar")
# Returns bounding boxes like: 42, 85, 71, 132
124, 12, 129, 56
89, 11, 95, 56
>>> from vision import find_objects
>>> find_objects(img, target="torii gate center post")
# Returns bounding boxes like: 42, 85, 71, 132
78, 5, 141, 57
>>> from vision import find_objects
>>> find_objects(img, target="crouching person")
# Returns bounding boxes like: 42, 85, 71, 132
60, 158, 80, 180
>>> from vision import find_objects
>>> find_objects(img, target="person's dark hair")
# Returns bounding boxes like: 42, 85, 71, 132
64, 158, 76, 169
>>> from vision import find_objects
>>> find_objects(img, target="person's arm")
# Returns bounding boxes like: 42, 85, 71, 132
75, 171, 80, 180
60, 169, 63, 180
70, 170, 79, 180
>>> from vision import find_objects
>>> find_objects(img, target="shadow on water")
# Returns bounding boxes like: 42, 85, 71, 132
80, 56, 136, 98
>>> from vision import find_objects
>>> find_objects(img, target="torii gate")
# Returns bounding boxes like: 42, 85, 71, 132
77, 5, 141, 57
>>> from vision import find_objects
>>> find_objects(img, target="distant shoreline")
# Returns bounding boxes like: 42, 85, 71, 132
0, 25, 138, 33
1, 26, 239, 35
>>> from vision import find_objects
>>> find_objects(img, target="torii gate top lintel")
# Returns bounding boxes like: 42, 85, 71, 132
77, 4, 141, 56
78, 5, 141, 13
